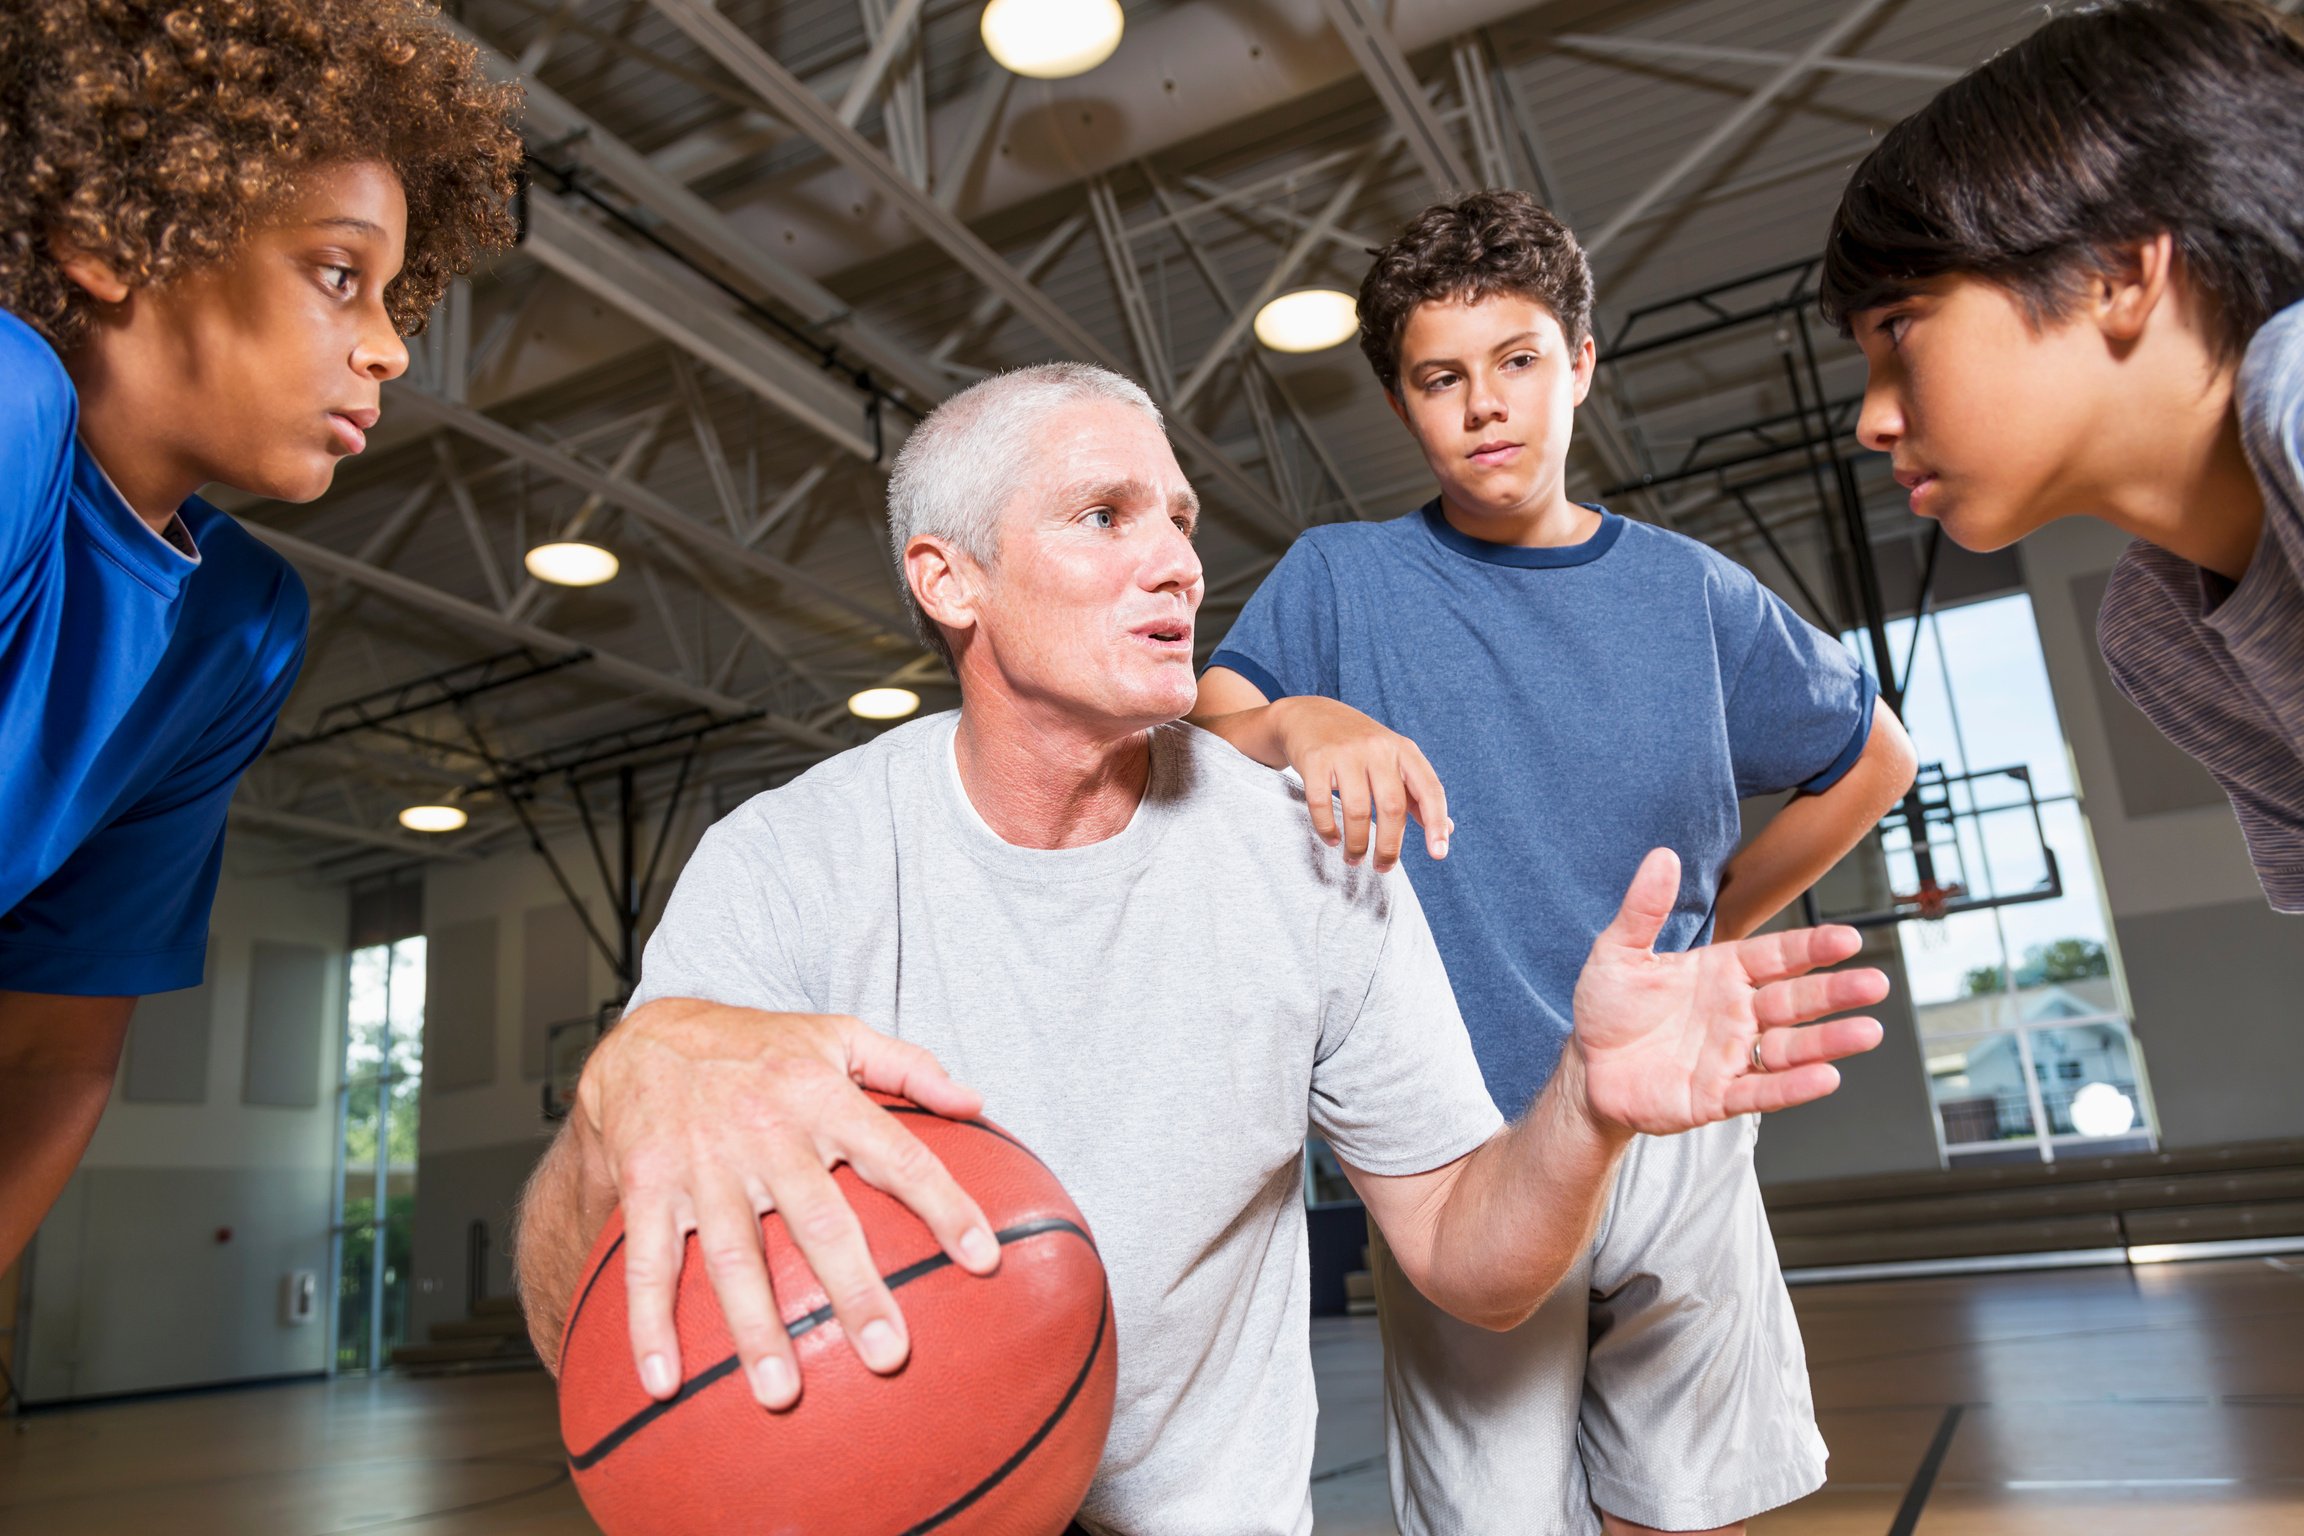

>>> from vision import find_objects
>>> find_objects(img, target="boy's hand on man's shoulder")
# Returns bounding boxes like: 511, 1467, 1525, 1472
1268, 696, 1453, 871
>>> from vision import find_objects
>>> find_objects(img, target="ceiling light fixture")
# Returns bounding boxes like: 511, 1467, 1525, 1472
523, 541, 620, 587
848, 687, 922, 721
398, 804, 469, 834
980, 0, 1124, 79
1253, 288, 1359, 353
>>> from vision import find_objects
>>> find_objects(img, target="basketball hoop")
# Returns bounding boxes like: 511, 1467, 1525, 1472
1895, 879, 1967, 922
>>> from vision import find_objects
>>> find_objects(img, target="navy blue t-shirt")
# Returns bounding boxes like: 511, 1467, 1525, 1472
0, 309, 308, 995
1209, 503, 1874, 1117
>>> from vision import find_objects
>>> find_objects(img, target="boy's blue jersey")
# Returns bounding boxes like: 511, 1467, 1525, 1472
1209, 503, 1873, 1117
0, 309, 307, 995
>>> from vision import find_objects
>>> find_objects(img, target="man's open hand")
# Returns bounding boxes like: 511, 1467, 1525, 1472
570, 1000, 1000, 1410
1572, 848, 1888, 1134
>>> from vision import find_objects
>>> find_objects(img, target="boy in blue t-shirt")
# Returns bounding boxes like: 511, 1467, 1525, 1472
1195, 193, 1915, 1534
0, 1, 524, 1273
1820, 0, 2304, 912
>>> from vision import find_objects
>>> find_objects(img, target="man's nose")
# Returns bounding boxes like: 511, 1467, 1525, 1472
1146, 521, 1202, 594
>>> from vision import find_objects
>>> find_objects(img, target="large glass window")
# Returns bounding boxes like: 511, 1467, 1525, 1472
1845, 593, 2155, 1164
335, 937, 424, 1371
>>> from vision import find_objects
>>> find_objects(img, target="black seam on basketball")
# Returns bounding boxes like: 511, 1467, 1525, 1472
565, 1217, 1095, 1471
895, 1289, 1110, 1536
878, 1104, 1029, 1155
561, 1231, 627, 1369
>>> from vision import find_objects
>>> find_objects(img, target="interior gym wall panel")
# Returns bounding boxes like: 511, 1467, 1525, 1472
407, 1138, 552, 1347
522, 903, 594, 1081
20, 1164, 333, 1404
2117, 897, 2304, 1147
425, 917, 500, 1092
242, 940, 328, 1109
121, 941, 218, 1104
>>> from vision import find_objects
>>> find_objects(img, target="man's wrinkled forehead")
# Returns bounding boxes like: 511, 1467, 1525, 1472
1004, 400, 1198, 525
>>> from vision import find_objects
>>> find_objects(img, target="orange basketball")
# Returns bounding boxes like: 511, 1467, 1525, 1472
557, 1094, 1116, 1535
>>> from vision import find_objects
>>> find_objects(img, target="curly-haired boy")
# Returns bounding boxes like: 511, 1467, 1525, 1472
0, 0, 523, 1271
1822, 0, 2304, 911
1194, 190, 1917, 1534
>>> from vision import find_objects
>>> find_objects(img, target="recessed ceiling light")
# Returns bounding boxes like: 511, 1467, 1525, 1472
981, 0, 1124, 79
848, 686, 922, 721
1254, 288, 1359, 353
523, 541, 620, 587
398, 804, 469, 833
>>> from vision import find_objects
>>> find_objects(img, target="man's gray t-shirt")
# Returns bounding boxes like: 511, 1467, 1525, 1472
629, 713, 1504, 1536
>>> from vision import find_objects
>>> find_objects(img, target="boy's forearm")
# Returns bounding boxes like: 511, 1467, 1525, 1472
1419, 1051, 1632, 1330
1184, 701, 1292, 769
1714, 709, 1916, 941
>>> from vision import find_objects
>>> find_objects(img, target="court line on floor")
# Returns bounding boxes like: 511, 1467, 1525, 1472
1884, 1404, 1962, 1536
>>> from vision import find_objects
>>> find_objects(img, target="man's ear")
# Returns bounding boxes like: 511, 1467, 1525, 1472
1570, 333, 1598, 406
51, 244, 132, 306
2092, 231, 2177, 346
1383, 388, 1408, 428
905, 532, 980, 649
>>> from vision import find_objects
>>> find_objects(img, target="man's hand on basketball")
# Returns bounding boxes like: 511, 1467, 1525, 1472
1269, 696, 1451, 871
1570, 848, 1889, 1134
572, 1000, 1000, 1410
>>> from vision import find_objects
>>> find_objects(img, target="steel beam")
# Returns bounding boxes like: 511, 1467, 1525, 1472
229, 803, 481, 860
1585, 0, 1900, 258
523, 193, 881, 461
645, 0, 1296, 541
1554, 33, 1960, 85
387, 384, 914, 646
1315, 0, 1473, 192
455, 20, 951, 407
242, 524, 850, 755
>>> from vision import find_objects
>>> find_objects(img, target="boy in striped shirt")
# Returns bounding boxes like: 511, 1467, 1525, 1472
1821, 0, 2304, 911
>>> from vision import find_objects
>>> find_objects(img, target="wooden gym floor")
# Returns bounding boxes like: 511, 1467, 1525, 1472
3, 1256, 2300, 1534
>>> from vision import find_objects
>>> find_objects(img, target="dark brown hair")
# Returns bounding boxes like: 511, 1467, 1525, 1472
0, 0, 525, 350
1820, 0, 2304, 362
1357, 190, 1595, 395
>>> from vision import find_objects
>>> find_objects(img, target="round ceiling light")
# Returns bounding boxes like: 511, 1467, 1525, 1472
848, 686, 922, 722
1253, 288, 1359, 353
523, 540, 620, 587
398, 804, 469, 834
980, 0, 1124, 79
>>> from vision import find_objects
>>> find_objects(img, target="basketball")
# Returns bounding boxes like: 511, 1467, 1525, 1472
556, 1095, 1117, 1535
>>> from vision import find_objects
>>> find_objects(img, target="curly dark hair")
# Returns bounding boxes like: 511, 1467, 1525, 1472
0, 0, 524, 349
1819, 0, 2304, 363
1357, 190, 1595, 395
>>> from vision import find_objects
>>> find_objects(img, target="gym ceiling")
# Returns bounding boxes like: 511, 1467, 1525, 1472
223, 0, 2034, 881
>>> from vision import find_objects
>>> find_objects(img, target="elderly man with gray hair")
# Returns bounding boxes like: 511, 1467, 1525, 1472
514, 363, 1886, 1534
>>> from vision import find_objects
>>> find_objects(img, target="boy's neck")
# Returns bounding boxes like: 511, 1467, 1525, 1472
2095, 377, 2263, 583
1435, 488, 1600, 549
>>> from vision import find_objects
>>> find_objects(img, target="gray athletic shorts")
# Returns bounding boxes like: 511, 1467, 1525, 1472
1370, 1115, 1826, 1534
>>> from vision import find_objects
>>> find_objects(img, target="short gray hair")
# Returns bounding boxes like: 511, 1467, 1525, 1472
886, 362, 1163, 665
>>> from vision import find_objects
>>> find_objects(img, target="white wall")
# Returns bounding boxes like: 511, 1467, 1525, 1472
407, 808, 711, 1341
20, 870, 347, 1403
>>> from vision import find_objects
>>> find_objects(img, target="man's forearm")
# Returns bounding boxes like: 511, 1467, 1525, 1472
514, 1124, 614, 1372
1417, 1050, 1632, 1330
